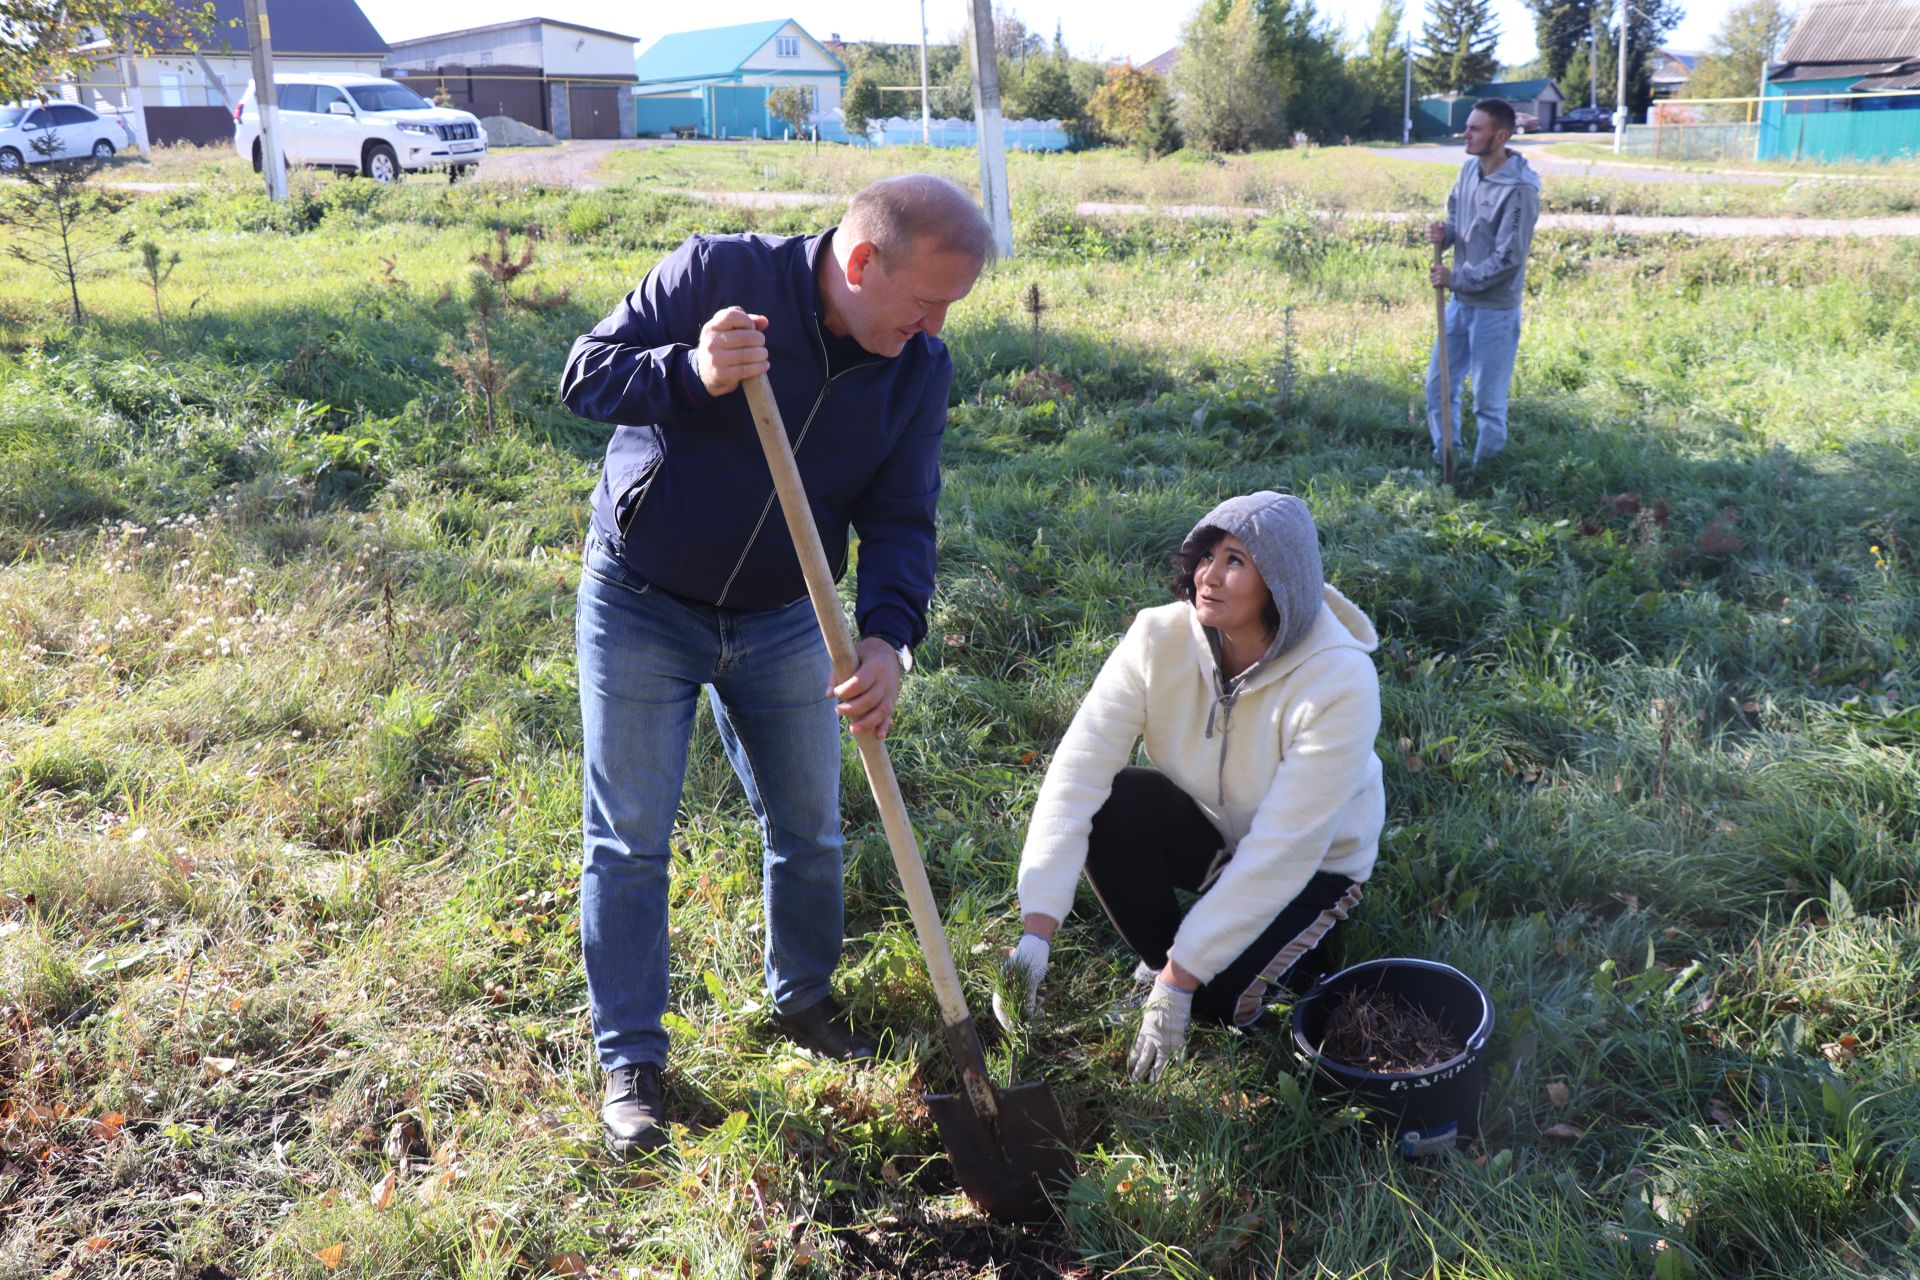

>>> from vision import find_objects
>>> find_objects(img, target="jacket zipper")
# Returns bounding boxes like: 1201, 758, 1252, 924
714, 315, 884, 607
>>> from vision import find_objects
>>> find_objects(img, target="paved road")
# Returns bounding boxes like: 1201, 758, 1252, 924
1373, 136, 1790, 187
1072, 201, 1920, 237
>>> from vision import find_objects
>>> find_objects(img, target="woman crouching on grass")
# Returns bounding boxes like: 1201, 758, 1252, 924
995, 492, 1385, 1081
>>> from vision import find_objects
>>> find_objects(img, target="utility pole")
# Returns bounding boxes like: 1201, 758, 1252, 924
1589, 12, 1598, 108
1402, 32, 1413, 144
966, 0, 1012, 259
241, 0, 286, 201
114, 52, 151, 159
1612, 0, 1629, 154
918, 0, 931, 147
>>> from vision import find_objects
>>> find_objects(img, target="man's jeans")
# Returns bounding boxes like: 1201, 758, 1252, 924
1426, 300, 1521, 467
576, 533, 846, 1071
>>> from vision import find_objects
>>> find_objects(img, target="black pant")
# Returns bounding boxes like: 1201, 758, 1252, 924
1084, 767, 1363, 1026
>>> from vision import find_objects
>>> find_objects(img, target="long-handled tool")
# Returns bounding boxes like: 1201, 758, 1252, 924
741, 373, 1073, 1222
1432, 239, 1455, 486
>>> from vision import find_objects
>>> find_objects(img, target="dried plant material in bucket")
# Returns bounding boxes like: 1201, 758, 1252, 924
1318, 986, 1464, 1074
1292, 958, 1496, 1152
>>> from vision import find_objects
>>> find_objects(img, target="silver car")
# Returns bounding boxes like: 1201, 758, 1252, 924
0, 101, 133, 172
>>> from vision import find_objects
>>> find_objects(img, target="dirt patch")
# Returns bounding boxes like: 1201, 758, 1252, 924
832, 1203, 1078, 1280
1318, 988, 1463, 1074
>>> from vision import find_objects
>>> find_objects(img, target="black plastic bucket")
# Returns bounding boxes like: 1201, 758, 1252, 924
1290, 958, 1494, 1156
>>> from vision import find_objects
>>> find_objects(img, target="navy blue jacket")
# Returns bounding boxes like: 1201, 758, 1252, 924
560, 230, 949, 650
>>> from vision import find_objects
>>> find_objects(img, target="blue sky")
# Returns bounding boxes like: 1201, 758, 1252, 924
360, 1, 1740, 69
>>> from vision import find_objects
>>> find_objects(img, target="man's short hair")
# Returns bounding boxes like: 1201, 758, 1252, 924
1472, 99, 1517, 135
843, 174, 994, 266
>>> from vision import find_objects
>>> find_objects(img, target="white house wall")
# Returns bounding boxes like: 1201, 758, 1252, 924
740, 22, 841, 75
82, 54, 384, 110
387, 26, 544, 71
540, 27, 638, 77
738, 72, 842, 115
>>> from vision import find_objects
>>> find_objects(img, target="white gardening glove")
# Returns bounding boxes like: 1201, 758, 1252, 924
1128, 981, 1194, 1082
991, 933, 1051, 1032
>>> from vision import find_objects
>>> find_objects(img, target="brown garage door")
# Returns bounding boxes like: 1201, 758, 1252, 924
568, 86, 620, 139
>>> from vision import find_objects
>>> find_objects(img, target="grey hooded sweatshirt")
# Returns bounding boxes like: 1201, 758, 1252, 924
1441, 149, 1542, 311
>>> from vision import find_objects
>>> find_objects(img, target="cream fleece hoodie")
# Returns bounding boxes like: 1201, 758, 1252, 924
1016, 586, 1385, 983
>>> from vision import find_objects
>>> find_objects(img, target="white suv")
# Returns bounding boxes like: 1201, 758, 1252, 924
233, 74, 487, 183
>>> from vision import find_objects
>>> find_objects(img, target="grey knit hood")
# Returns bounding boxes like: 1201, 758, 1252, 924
1182, 492, 1327, 805
1182, 491, 1323, 667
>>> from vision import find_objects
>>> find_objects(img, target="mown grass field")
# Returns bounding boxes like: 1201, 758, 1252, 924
587, 137, 1920, 219
2, 150, 1919, 1280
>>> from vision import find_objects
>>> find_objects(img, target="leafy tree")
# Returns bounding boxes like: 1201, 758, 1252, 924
1684, 0, 1794, 102
1086, 64, 1173, 151
1418, 0, 1501, 96
1250, 0, 1355, 140
1004, 57, 1083, 122
840, 75, 882, 138
1173, 0, 1283, 152
0, 131, 131, 324
1139, 92, 1184, 157
764, 85, 813, 137
1528, 0, 1599, 84
0, 0, 219, 105
1346, 0, 1411, 139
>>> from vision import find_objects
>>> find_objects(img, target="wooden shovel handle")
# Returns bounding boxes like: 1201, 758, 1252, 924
1432, 239, 1454, 486
740, 373, 999, 1112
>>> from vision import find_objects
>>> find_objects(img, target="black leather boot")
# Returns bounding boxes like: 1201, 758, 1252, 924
771, 995, 878, 1061
601, 1062, 669, 1157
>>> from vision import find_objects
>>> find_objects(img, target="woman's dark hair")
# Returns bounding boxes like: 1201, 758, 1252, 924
1170, 525, 1281, 636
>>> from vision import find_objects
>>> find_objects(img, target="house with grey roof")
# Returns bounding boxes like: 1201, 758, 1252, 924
79, 0, 387, 146
1759, 0, 1920, 161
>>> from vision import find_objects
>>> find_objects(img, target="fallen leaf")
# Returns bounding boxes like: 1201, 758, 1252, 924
90, 1112, 126, 1141
1708, 1099, 1736, 1127
83, 1237, 113, 1253
227, 996, 244, 1012
545, 1253, 589, 1275
879, 1160, 899, 1184
1821, 1039, 1859, 1067
201, 1056, 237, 1081
370, 1168, 397, 1211
1542, 1123, 1585, 1141
1544, 1082, 1570, 1107
313, 1243, 345, 1270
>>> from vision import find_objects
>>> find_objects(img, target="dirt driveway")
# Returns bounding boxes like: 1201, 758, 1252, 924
471, 139, 686, 189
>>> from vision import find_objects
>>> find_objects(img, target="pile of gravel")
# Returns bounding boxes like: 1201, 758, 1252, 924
481, 116, 559, 147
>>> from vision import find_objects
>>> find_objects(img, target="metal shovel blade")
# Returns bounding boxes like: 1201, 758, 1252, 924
925, 1076, 1073, 1222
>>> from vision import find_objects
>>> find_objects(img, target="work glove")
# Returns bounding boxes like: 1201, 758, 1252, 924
1128, 981, 1194, 1082
991, 933, 1051, 1032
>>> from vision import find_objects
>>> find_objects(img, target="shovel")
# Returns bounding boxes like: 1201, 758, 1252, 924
741, 373, 1073, 1222
1432, 238, 1455, 487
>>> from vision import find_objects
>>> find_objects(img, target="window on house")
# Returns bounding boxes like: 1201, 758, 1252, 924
158, 73, 184, 107
776, 36, 799, 57
809, 87, 819, 111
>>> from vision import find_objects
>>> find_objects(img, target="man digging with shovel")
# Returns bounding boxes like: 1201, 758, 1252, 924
1425, 98, 1542, 474
559, 175, 990, 1158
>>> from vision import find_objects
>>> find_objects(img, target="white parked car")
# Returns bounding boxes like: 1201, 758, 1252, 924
0, 101, 133, 173
233, 74, 487, 183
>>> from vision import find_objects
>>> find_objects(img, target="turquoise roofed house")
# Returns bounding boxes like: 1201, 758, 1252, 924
633, 19, 846, 139
1758, 0, 1920, 163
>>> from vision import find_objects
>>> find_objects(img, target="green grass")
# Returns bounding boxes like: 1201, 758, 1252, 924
2, 153, 1919, 1279
592, 137, 1920, 219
